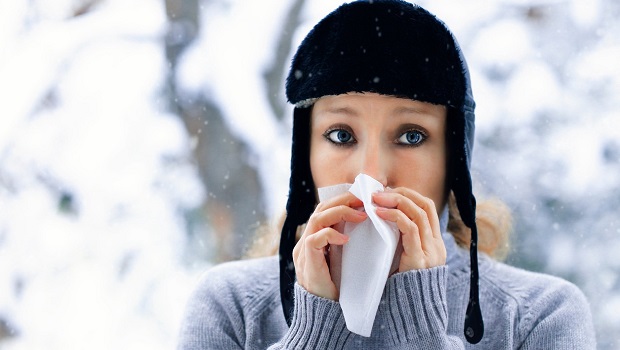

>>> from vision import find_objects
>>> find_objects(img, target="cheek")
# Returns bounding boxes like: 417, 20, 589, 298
309, 137, 353, 188
309, 148, 323, 187
428, 165, 448, 207
392, 151, 447, 202
309, 135, 329, 188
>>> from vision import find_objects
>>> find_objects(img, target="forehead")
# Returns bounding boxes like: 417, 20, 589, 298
312, 93, 447, 120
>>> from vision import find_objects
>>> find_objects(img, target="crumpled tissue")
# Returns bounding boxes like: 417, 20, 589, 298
317, 173, 401, 337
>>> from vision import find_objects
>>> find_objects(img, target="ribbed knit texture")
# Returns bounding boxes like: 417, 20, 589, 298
384, 266, 450, 346
177, 235, 596, 349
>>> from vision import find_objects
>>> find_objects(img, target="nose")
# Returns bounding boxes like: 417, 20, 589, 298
358, 142, 388, 187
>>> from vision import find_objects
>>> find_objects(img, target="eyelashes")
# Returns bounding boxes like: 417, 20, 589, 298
322, 124, 428, 147
397, 129, 427, 146
323, 124, 356, 146
324, 129, 355, 146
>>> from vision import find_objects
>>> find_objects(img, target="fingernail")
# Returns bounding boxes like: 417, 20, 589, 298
376, 207, 388, 213
356, 210, 367, 216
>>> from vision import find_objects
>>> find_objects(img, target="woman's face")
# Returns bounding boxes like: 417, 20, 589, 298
310, 92, 448, 209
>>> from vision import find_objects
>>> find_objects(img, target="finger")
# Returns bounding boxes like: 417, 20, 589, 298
294, 249, 305, 286
299, 191, 364, 241
305, 227, 349, 252
303, 227, 348, 298
377, 206, 445, 270
375, 207, 419, 243
400, 220, 425, 270
373, 191, 434, 245
388, 187, 441, 237
306, 205, 367, 233
304, 227, 348, 277
374, 189, 441, 238
292, 232, 304, 260
315, 191, 363, 213
294, 194, 365, 295
375, 206, 423, 253
293, 224, 308, 261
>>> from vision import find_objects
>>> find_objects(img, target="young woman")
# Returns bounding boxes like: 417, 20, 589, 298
178, 1, 596, 348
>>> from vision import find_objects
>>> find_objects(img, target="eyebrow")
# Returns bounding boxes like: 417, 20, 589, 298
318, 104, 443, 118
393, 106, 436, 116
322, 106, 359, 116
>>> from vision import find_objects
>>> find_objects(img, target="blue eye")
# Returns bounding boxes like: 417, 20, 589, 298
326, 129, 355, 144
398, 130, 425, 145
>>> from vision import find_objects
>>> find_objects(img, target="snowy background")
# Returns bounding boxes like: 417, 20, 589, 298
0, 0, 618, 349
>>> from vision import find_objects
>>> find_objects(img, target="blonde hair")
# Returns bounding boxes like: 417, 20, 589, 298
243, 212, 284, 259
245, 192, 513, 261
447, 192, 512, 260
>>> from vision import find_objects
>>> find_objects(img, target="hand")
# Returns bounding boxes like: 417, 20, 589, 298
292, 191, 367, 300
372, 188, 446, 272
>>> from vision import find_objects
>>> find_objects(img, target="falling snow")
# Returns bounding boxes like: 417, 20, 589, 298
0, 0, 619, 349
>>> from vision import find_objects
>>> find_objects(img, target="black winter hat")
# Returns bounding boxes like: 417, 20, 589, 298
279, 0, 483, 344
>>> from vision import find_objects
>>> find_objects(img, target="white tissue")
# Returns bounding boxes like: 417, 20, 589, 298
317, 173, 400, 337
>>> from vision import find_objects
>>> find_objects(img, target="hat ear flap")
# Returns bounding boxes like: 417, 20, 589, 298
279, 107, 316, 326
447, 108, 484, 343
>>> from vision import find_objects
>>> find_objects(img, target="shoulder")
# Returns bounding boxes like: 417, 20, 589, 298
191, 255, 280, 306
178, 256, 282, 348
448, 254, 590, 327
182, 256, 280, 325
482, 258, 595, 345
484, 259, 588, 309
198, 255, 279, 285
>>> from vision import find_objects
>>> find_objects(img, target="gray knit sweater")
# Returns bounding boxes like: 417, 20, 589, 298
177, 234, 596, 349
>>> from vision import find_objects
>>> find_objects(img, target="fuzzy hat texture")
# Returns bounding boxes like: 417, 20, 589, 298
279, 0, 483, 343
